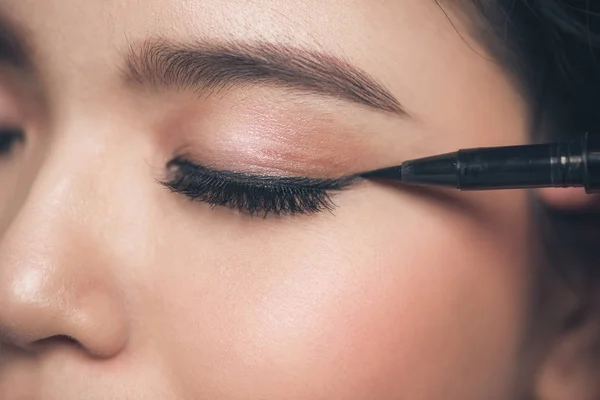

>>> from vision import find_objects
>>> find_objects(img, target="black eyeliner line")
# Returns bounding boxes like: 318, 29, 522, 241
167, 157, 360, 190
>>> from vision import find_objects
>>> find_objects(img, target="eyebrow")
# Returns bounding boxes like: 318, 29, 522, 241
123, 38, 406, 116
0, 13, 31, 69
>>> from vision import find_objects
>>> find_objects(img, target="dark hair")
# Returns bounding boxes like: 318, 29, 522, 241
469, 0, 600, 141
448, 1, 600, 290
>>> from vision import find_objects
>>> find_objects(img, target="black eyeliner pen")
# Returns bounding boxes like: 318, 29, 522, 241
361, 132, 600, 193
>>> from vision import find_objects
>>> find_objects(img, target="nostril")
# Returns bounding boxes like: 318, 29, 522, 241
31, 334, 81, 350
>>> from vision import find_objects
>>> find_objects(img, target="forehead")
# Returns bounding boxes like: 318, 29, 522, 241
8, 0, 455, 42
0, 0, 478, 93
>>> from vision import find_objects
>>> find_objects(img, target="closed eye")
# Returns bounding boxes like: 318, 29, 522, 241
0, 127, 25, 156
161, 157, 359, 217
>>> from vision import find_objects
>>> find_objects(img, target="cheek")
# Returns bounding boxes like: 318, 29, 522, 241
139, 187, 535, 399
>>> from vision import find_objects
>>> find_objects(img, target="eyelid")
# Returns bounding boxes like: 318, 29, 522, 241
0, 85, 24, 124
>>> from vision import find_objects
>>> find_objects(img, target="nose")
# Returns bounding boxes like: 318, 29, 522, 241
0, 172, 129, 359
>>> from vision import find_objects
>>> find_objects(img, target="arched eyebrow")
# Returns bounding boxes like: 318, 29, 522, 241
0, 14, 32, 70
123, 38, 407, 116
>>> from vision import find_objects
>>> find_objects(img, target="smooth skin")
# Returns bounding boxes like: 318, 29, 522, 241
0, 1, 598, 399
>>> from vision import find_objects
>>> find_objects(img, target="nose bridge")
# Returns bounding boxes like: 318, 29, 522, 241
0, 126, 131, 357
2, 125, 115, 266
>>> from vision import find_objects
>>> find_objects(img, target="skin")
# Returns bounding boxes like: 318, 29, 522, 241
0, 0, 593, 398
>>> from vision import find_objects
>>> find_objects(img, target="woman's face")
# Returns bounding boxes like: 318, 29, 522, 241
0, 1, 548, 398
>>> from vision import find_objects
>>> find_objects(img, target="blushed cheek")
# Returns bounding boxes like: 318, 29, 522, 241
151, 191, 534, 399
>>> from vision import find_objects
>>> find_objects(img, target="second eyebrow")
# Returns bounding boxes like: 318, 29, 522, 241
123, 38, 406, 116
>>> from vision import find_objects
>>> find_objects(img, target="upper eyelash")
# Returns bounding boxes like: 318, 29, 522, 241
161, 157, 358, 217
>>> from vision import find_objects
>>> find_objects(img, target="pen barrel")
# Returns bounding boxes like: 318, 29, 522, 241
456, 141, 586, 190
398, 133, 600, 192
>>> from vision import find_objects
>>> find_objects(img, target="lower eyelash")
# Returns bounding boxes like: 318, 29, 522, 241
161, 158, 352, 217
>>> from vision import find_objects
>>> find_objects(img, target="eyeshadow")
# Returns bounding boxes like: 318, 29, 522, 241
154, 87, 411, 178
160, 97, 384, 173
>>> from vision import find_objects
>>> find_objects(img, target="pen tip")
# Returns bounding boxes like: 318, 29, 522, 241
360, 166, 403, 181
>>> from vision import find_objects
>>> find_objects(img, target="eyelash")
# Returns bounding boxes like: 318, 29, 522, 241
161, 157, 357, 217
0, 128, 25, 156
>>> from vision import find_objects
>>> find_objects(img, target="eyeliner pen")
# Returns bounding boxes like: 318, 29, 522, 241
361, 133, 600, 193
